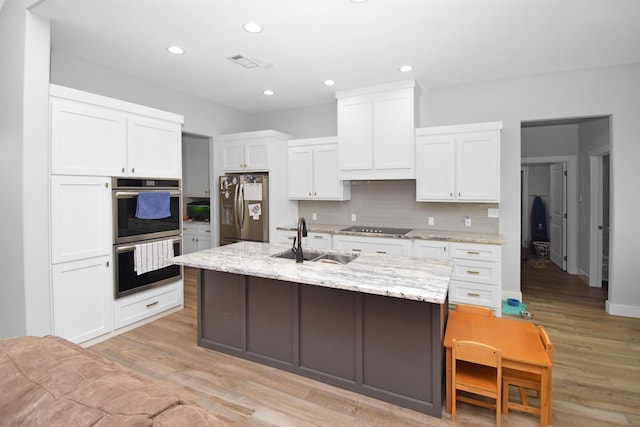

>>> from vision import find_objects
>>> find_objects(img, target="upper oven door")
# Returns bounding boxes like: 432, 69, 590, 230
113, 189, 182, 244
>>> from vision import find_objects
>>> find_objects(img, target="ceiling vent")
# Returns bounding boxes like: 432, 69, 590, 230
227, 54, 261, 69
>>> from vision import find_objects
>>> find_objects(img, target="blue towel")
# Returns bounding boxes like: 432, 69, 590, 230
135, 192, 171, 219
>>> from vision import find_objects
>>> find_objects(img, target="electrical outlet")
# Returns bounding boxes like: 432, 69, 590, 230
488, 208, 499, 218
465, 216, 472, 227
312, 212, 317, 221
428, 217, 434, 226
351, 213, 357, 222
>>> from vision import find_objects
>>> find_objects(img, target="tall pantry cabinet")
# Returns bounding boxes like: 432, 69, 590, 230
48, 84, 184, 345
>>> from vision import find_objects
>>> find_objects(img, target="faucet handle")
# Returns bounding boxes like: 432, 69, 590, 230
291, 237, 297, 253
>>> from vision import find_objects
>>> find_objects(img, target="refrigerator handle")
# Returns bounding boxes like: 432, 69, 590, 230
234, 182, 242, 230
238, 181, 246, 228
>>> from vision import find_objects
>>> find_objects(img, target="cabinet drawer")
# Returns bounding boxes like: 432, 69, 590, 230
449, 280, 500, 309
449, 242, 501, 262
307, 232, 333, 249
451, 259, 501, 285
114, 281, 182, 329
333, 235, 411, 256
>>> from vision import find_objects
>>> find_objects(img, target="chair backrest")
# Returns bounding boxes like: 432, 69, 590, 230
456, 304, 494, 317
539, 325, 553, 359
453, 339, 501, 368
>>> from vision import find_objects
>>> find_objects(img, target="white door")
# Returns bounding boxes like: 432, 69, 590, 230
549, 163, 567, 270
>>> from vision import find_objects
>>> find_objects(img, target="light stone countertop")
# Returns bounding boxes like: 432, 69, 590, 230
277, 223, 503, 245
171, 241, 453, 304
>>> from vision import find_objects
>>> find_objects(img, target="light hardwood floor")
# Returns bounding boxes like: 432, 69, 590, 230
91, 262, 640, 426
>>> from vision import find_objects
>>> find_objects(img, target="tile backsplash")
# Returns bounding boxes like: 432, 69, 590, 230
298, 180, 499, 233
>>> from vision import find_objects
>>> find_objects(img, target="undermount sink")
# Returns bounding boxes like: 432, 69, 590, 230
272, 249, 359, 265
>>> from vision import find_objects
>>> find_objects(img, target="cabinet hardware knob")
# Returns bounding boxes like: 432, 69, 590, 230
122, 167, 125, 173
352, 249, 362, 252
467, 270, 480, 275
313, 235, 323, 239
105, 261, 109, 267
467, 292, 480, 297
314, 192, 317, 196
104, 182, 109, 188
131, 168, 135, 173
376, 251, 387, 254
450, 192, 453, 197
308, 192, 312, 196
458, 192, 461, 197
146, 301, 159, 308
466, 251, 480, 255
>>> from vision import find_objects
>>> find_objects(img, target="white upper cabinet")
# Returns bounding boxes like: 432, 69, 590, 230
127, 116, 182, 178
416, 122, 502, 203
50, 84, 184, 179
183, 136, 211, 197
337, 80, 417, 180
288, 137, 350, 201
219, 131, 287, 172
50, 98, 127, 176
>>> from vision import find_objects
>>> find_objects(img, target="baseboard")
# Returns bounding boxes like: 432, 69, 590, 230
606, 301, 640, 318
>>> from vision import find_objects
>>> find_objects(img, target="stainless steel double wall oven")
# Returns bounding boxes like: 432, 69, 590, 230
112, 178, 182, 298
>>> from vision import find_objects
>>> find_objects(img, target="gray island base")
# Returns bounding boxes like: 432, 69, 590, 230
172, 242, 453, 417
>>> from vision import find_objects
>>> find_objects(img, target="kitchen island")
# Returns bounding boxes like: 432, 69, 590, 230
171, 242, 453, 417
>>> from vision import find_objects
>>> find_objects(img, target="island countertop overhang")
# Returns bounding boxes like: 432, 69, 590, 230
171, 241, 452, 304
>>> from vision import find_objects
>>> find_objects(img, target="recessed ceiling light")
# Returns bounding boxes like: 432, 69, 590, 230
244, 22, 263, 33
263, 90, 274, 96
324, 79, 336, 86
167, 46, 185, 55
351, 0, 368, 3
399, 65, 413, 72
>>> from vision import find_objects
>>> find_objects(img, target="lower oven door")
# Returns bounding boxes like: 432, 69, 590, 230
114, 236, 182, 299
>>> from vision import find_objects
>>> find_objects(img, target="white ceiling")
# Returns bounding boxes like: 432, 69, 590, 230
32, 0, 640, 114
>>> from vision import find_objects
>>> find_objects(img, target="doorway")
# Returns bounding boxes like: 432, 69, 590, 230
521, 116, 611, 303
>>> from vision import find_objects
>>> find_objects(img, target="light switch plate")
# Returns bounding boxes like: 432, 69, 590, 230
312, 213, 317, 220
351, 213, 357, 222
428, 217, 434, 226
488, 208, 499, 218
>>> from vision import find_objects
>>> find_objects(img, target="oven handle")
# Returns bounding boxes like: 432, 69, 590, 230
116, 236, 182, 253
114, 190, 182, 198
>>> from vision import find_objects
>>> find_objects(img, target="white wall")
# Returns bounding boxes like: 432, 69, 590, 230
50, 51, 251, 138
247, 102, 338, 138
421, 64, 640, 316
0, 0, 51, 338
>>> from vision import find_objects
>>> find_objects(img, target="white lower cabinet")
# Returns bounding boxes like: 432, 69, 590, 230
448, 242, 502, 315
114, 280, 183, 329
182, 222, 212, 254
413, 240, 449, 259
307, 232, 332, 249
332, 235, 412, 256
51, 256, 113, 344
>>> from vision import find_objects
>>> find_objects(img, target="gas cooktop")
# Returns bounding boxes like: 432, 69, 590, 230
341, 225, 412, 235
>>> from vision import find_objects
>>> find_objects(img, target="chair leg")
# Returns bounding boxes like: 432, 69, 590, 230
502, 382, 510, 414
452, 389, 456, 421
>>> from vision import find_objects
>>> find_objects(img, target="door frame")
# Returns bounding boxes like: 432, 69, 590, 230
549, 162, 568, 270
521, 155, 578, 275
588, 145, 610, 288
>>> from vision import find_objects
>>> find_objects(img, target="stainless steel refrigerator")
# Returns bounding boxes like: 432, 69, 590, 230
219, 173, 269, 246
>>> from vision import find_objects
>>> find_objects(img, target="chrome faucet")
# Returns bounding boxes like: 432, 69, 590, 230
292, 217, 307, 263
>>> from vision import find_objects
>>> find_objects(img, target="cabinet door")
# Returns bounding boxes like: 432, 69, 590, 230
183, 138, 210, 197
337, 95, 372, 171
413, 240, 449, 259
244, 139, 270, 171
221, 140, 246, 172
372, 88, 414, 171
416, 135, 456, 201
307, 232, 332, 249
51, 255, 113, 344
288, 146, 314, 199
50, 98, 127, 176
51, 176, 112, 264
313, 145, 343, 200
456, 131, 500, 201
127, 116, 182, 178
